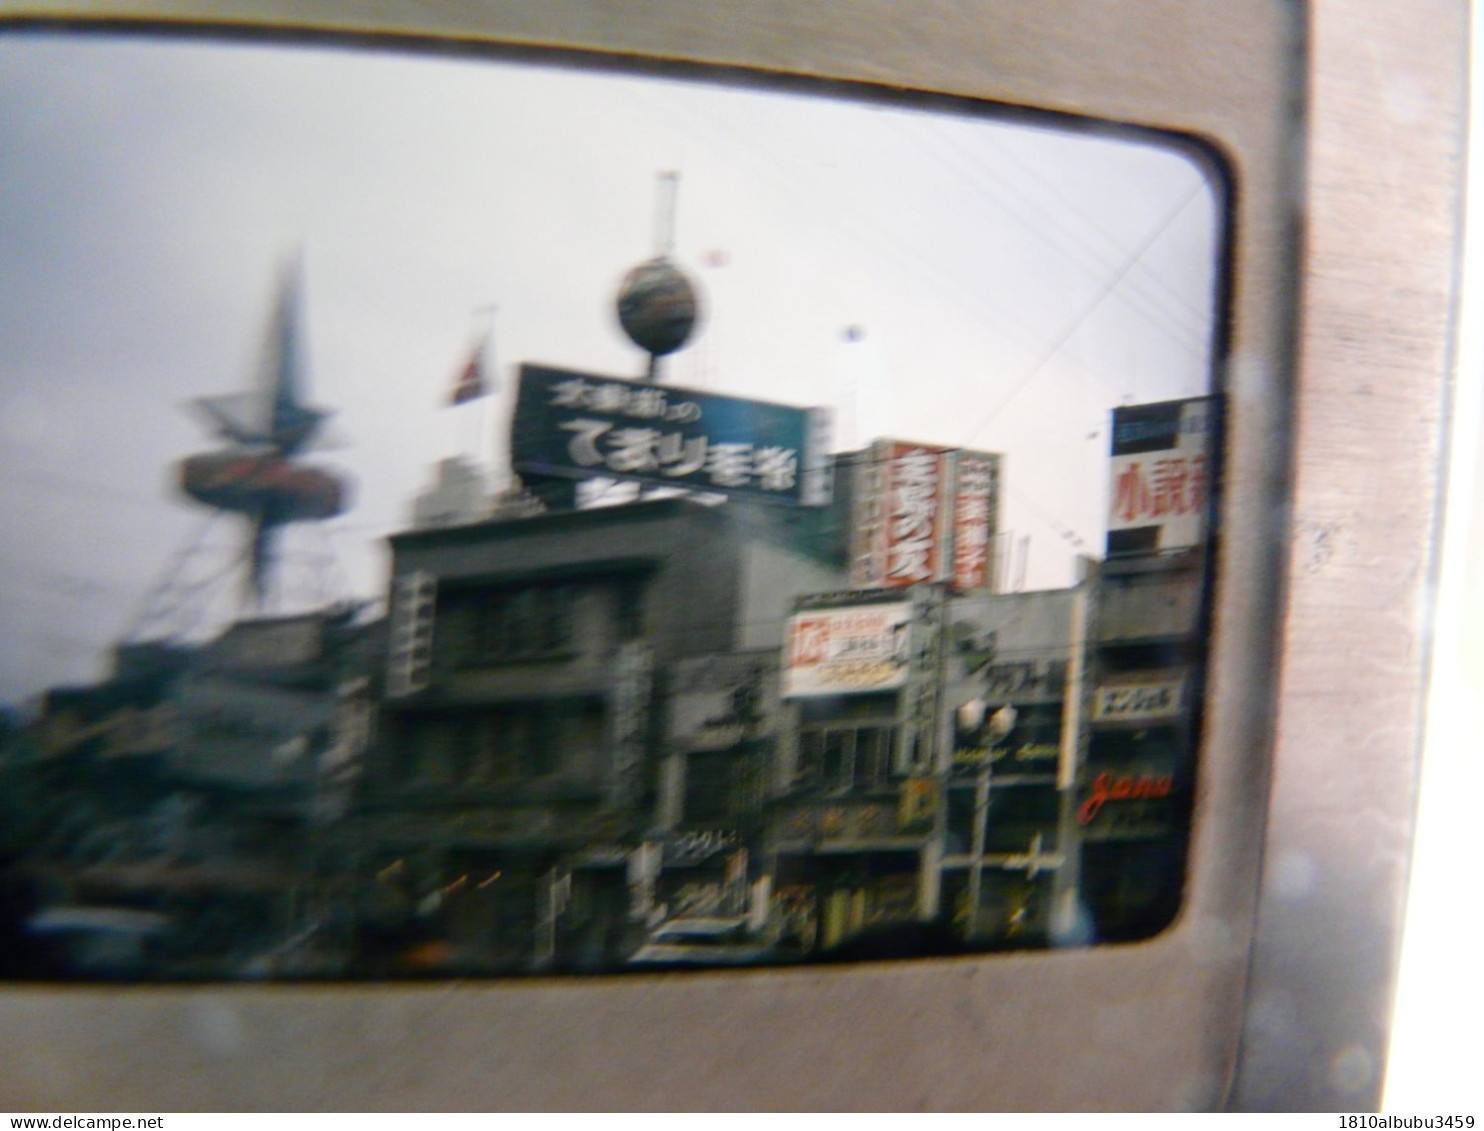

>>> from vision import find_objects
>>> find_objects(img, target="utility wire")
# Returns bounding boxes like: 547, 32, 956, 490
963, 183, 1204, 448
899, 115, 1209, 360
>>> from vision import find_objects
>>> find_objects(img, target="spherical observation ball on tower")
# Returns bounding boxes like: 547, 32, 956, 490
616, 256, 699, 357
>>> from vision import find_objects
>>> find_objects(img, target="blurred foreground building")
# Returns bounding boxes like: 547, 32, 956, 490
0, 607, 379, 977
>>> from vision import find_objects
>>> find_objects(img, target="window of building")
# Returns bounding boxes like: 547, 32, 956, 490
468, 585, 575, 664
684, 750, 734, 824
797, 722, 899, 793
945, 781, 1061, 856
397, 700, 602, 787
613, 578, 645, 643
682, 748, 762, 824
470, 712, 527, 785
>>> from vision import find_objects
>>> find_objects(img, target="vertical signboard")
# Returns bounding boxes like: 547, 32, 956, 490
951, 452, 998, 592
897, 583, 945, 774
607, 641, 654, 807
1106, 397, 1214, 557
849, 440, 1000, 591
883, 442, 951, 585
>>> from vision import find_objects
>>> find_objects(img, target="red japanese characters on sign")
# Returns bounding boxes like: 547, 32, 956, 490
1110, 453, 1208, 524
783, 602, 912, 697
1106, 397, 1214, 555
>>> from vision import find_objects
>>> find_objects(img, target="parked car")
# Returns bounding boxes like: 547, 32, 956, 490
627, 917, 772, 968
26, 905, 170, 978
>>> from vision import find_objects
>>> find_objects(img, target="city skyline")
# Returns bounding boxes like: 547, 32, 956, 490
0, 30, 1221, 704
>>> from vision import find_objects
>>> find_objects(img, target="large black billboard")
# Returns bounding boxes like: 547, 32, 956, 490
511, 364, 833, 506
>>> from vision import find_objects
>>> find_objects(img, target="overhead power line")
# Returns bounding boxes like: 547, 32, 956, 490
962, 184, 1205, 448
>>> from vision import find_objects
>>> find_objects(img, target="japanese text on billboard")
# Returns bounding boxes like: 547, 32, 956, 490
1106, 397, 1213, 556
850, 441, 1000, 590
511, 364, 832, 506
783, 602, 912, 697
1092, 678, 1186, 723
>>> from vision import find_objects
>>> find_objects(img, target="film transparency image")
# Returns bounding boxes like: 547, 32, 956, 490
0, 31, 1224, 979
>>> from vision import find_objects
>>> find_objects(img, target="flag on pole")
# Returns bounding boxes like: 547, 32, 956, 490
448, 340, 491, 406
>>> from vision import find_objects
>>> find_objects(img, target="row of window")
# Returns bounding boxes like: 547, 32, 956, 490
469, 586, 575, 662
796, 723, 899, 793
436, 581, 646, 668
388, 701, 605, 786
683, 749, 764, 823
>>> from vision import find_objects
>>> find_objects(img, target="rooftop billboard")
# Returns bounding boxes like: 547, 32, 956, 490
511, 364, 832, 507
849, 440, 1001, 591
1106, 397, 1215, 557
783, 599, 913, 698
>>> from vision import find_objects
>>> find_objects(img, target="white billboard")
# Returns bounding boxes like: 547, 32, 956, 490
783, 602, 912, 698
1091, 676, 1187, 724
1106, 397, 1214, 557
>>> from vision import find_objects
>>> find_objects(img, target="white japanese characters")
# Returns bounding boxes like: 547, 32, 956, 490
525, 369, 811, 497
548, 375, 705, 423
887, 448, 940, 582
558, 419, 799, 492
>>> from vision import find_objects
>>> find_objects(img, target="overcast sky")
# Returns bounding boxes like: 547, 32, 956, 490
0, 30, 1220, 705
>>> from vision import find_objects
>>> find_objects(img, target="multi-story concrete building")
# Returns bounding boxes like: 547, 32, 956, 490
758, 559, 1206, 957
765, 580, 1088, 954
1077, 555, 1206, 941
351, 494, 850, 973
644, 649, 780, 929
0, 606, 379, 977
350, 421, 1213, 971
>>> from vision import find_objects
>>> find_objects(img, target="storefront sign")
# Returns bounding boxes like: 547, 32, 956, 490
780, 801, 904, 842
898, 584, 945, 773
511, 364, 832, 506
849, 441, 1001, 590
952, 742, 1008, 769
1092, 678, 1185, 723
663, 828, 740, 866
1077, 771, 1175, 825
783, 601, 912, 697
951, 452, 998, 591
1106, 396, 1214, 557
952, 700, 1064, 770
981, 658, 1068, 702
668, 654, 777, 750
1013, 742, 1060, 762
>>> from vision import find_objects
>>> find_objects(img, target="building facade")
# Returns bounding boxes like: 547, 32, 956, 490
0, 607, 378, 977
351, 496, 849, 972
349, 411, 1213, 970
